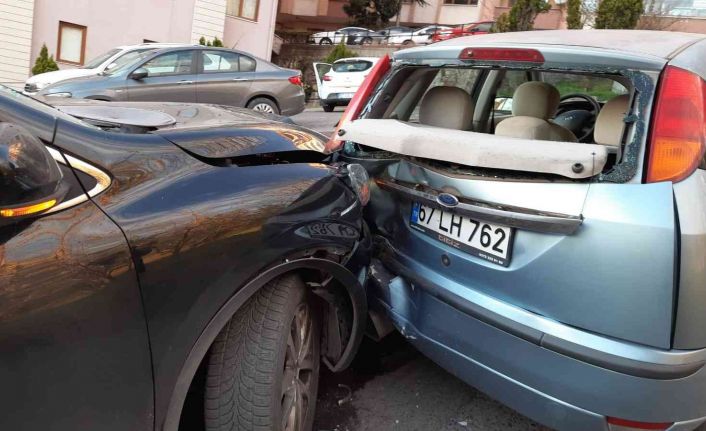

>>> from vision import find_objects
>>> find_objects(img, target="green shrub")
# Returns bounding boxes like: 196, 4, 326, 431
199, 36, 224, 47
566, 0, 582, 29
595, 0, 643, 29
323, 42, 358, 64
32, 44, 59, 75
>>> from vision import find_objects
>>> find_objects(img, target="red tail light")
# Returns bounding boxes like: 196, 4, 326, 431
646, 65, 706, 183
607, 417, 672, 430
459, 47, 544, 63
322, 74, 332, 82
288, 75, 303, 86
324, 55, 391, 153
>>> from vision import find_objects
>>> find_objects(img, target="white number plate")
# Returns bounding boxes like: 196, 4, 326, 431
410, 202, 514, 267
340, 92, 355, 98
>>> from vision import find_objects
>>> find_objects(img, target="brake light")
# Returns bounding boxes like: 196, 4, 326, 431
322, 74, 332, 82
325, 55, 391, 153
459, 47, 544, 63
646, 65, 706, 183
288, 75, 303, 86
607, 417, 672, 430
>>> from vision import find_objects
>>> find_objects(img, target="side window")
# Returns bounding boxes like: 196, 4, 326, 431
141, 51, 194, 77
201, 51, 240, 73
494, 70, 530, 114
409, 68, 480, 122
239, 55, 256, 72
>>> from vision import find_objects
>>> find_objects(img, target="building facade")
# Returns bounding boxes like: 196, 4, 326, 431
0, 0, 279, 86
276, 0, 568, 32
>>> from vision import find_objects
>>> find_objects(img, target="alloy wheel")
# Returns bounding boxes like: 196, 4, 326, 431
252, 103, 275, 114
281, 302, 315, 431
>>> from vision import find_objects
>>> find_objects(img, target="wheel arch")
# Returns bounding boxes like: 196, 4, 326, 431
162, 256, 367, 431
246, 93, 280, 111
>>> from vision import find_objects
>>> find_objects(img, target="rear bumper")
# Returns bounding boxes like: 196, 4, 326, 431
279, 92, 305, 116
369, 237, 706, 430
320, 95, 351, 106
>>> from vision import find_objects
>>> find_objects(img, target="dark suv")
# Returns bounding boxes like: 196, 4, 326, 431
0, 89, 369, 431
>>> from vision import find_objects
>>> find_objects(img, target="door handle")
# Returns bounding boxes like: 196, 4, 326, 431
178, 80, 194, 85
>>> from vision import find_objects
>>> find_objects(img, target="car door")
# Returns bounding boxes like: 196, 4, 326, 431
196, 50, 252, 107
313, 62, 332, 99
127, 49, 197, 102
0, 115, 153, 429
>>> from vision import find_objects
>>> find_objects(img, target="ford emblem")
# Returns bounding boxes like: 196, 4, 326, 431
437, 193, 459, 208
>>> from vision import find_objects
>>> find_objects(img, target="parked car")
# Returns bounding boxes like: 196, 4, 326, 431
330, 30, 706, 431
431, 21, 494, 42
308, 27, 377, 45
38, 46, 305, 115
386, 25, 452, 45
313, 57, 379, 112
0, 85, 371, 430
23, 43, 189, 95
376, 26, 415, 39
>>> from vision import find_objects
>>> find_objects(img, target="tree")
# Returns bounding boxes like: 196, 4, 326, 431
323, 41, 358, 64
494, 0, 551, 32
566, 0, 582, 29
344, 0, 428, 27
594, 0, 643, 29
32, 44, 59, 75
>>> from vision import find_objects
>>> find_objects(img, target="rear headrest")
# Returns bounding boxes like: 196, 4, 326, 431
512, 82, 560, 120
419, 86, 474, 130
594, 94, 629, 147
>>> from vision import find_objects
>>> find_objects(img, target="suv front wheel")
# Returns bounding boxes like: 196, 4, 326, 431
205, 274, 320, 431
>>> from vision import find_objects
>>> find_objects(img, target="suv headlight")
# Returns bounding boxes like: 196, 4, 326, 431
46, 92, 72, 98
345, 163, 370, 206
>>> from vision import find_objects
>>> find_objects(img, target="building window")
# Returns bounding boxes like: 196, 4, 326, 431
443, 0, 479, 4
57, 21, 87, 65
227, 0, 259, 20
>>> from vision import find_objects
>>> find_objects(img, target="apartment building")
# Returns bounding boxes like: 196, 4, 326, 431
276, 0, 568, 32
0, 0, 279, 85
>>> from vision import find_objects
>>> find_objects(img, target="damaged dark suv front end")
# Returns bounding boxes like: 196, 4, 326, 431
0, 91, 370, 431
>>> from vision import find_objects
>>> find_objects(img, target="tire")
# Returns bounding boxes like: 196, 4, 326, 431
247, 97, 280, 115
319, 38, 332, 45
402, 39, 414, 46
361, 37, 373, 45
322, 104, 335, 113
205, 274, 320, 431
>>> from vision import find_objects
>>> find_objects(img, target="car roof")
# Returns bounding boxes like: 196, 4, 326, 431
333, 57, 379, 63
117, 43, 196, 50
425, 30, 706, 60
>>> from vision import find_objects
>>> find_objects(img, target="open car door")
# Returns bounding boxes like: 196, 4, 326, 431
313, 62, 333, 100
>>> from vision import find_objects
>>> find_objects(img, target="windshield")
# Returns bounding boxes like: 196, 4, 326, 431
82, 48, 121, 69
104, 49, 157, 75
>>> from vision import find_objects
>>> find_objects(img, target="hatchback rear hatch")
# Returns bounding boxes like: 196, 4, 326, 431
335, 33, 706, 349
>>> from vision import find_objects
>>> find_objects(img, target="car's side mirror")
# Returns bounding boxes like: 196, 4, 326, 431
130, 67, 149, 80
0, 123, 67, 225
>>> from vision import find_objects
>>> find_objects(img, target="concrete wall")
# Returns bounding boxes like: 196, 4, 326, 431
0, 0, 35, 85
31, 0, 196, 70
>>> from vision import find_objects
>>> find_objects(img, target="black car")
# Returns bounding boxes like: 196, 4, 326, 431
0, 88, 371, 431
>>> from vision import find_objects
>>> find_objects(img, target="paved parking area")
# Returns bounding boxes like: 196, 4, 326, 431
291, 107, 343, 135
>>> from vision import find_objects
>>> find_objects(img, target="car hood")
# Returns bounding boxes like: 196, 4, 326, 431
26, 68, 97, 86
39, 74, 119, 94
48, 99, 327, 157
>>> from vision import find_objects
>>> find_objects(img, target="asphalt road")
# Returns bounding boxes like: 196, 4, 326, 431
291, 107, 343, 136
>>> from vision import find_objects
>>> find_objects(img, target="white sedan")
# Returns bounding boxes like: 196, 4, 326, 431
23, 43, 189, 95
385, 25, 452, 46
308, 27, 376, 45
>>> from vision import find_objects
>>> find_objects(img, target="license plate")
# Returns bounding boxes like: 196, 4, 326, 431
410, 202, 513, 267
340, 92, 355, 98
307, 222, 359, 239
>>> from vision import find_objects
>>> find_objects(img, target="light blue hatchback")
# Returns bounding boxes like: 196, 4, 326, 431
337, 29, 706, 431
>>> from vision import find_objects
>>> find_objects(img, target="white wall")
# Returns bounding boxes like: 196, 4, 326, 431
223, 0, 278, 60
0, 0, 35, 85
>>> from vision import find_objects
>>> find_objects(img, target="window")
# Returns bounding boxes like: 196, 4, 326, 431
332, 60, 373, 73
494, 70, 530, 113
226, 0, 259, 20
57, 21, 87, 65
542, 72, 627, 102
105, 50, 155, 75
202, 51, 240, 73
443, 0, 479, 5
141, 51, 194, 77
82, 48, 120, 70
409, 68, 481, 122
239, 55, 256, 72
